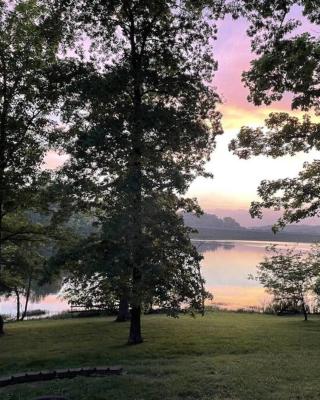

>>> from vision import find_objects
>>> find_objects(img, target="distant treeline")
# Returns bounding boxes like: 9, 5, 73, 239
191, 227, 318, 243
184, 213, 319, 243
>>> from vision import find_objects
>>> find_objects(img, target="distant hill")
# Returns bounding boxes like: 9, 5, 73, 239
183, 213, 245, 231
184, 213, 320, 243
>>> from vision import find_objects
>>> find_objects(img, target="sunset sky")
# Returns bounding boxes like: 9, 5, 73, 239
45, 11, 318, 227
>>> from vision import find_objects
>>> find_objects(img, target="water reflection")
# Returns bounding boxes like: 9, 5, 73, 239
194, 240, 235, 253
201, 240, 311, 310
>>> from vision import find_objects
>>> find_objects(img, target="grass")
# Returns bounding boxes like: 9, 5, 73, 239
1, 312, 320, 400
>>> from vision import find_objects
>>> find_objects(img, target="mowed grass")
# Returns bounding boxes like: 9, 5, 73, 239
1, 312, 320, 400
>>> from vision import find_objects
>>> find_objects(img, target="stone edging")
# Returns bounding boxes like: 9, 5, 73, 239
0, 366, 123, 388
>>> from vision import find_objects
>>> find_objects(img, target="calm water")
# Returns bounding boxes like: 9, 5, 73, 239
198, 240, 311, 309
0, 240, 311, 316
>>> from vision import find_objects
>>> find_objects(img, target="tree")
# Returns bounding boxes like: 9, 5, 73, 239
228, 0, 320, 229
0, 0, 64, 333
251, 244, 320, 321
57, 0, 223, 344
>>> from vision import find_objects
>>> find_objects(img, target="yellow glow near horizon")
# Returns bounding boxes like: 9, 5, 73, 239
187, 104, 319, 216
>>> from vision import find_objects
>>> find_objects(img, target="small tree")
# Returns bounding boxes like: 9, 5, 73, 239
251, 244, 320, 321
0, 241, 46, 321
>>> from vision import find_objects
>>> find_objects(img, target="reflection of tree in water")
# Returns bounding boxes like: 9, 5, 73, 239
194, 241, 235, 254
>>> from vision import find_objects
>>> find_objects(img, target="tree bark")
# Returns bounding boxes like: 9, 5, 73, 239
15, 288, 21, 321
128, 304, 143, 345
115, 295, 130, 322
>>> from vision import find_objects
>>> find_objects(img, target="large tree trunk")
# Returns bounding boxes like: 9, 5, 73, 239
126, 2, 144, 345
115, 295, 130, 322
128, 304, 143, 345
128, 267, 143, 344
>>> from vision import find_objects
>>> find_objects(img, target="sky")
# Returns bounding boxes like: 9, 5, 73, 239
44, 12, 318, 228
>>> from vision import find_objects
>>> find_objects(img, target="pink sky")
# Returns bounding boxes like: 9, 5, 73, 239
44, 12, 319, 227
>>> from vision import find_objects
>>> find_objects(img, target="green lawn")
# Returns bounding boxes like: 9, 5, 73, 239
1, 312, 320, 400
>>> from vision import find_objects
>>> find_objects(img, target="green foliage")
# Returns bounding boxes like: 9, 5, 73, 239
0, 0, 61, 214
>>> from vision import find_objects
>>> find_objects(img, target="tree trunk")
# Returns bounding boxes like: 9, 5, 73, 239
128, 267, 143, 344
21, 275, 32, 321
125, 2, 144, 345
0, 315, 4, 335
15, 288, 21, 321
128, 304, 143, 345
115, 295, 130, 322
302, 303, 308, 321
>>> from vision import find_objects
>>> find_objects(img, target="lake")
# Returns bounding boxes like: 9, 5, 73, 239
0, 240, 312, 316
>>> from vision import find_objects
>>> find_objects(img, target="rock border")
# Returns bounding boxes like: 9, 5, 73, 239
0, 366, 123, 388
